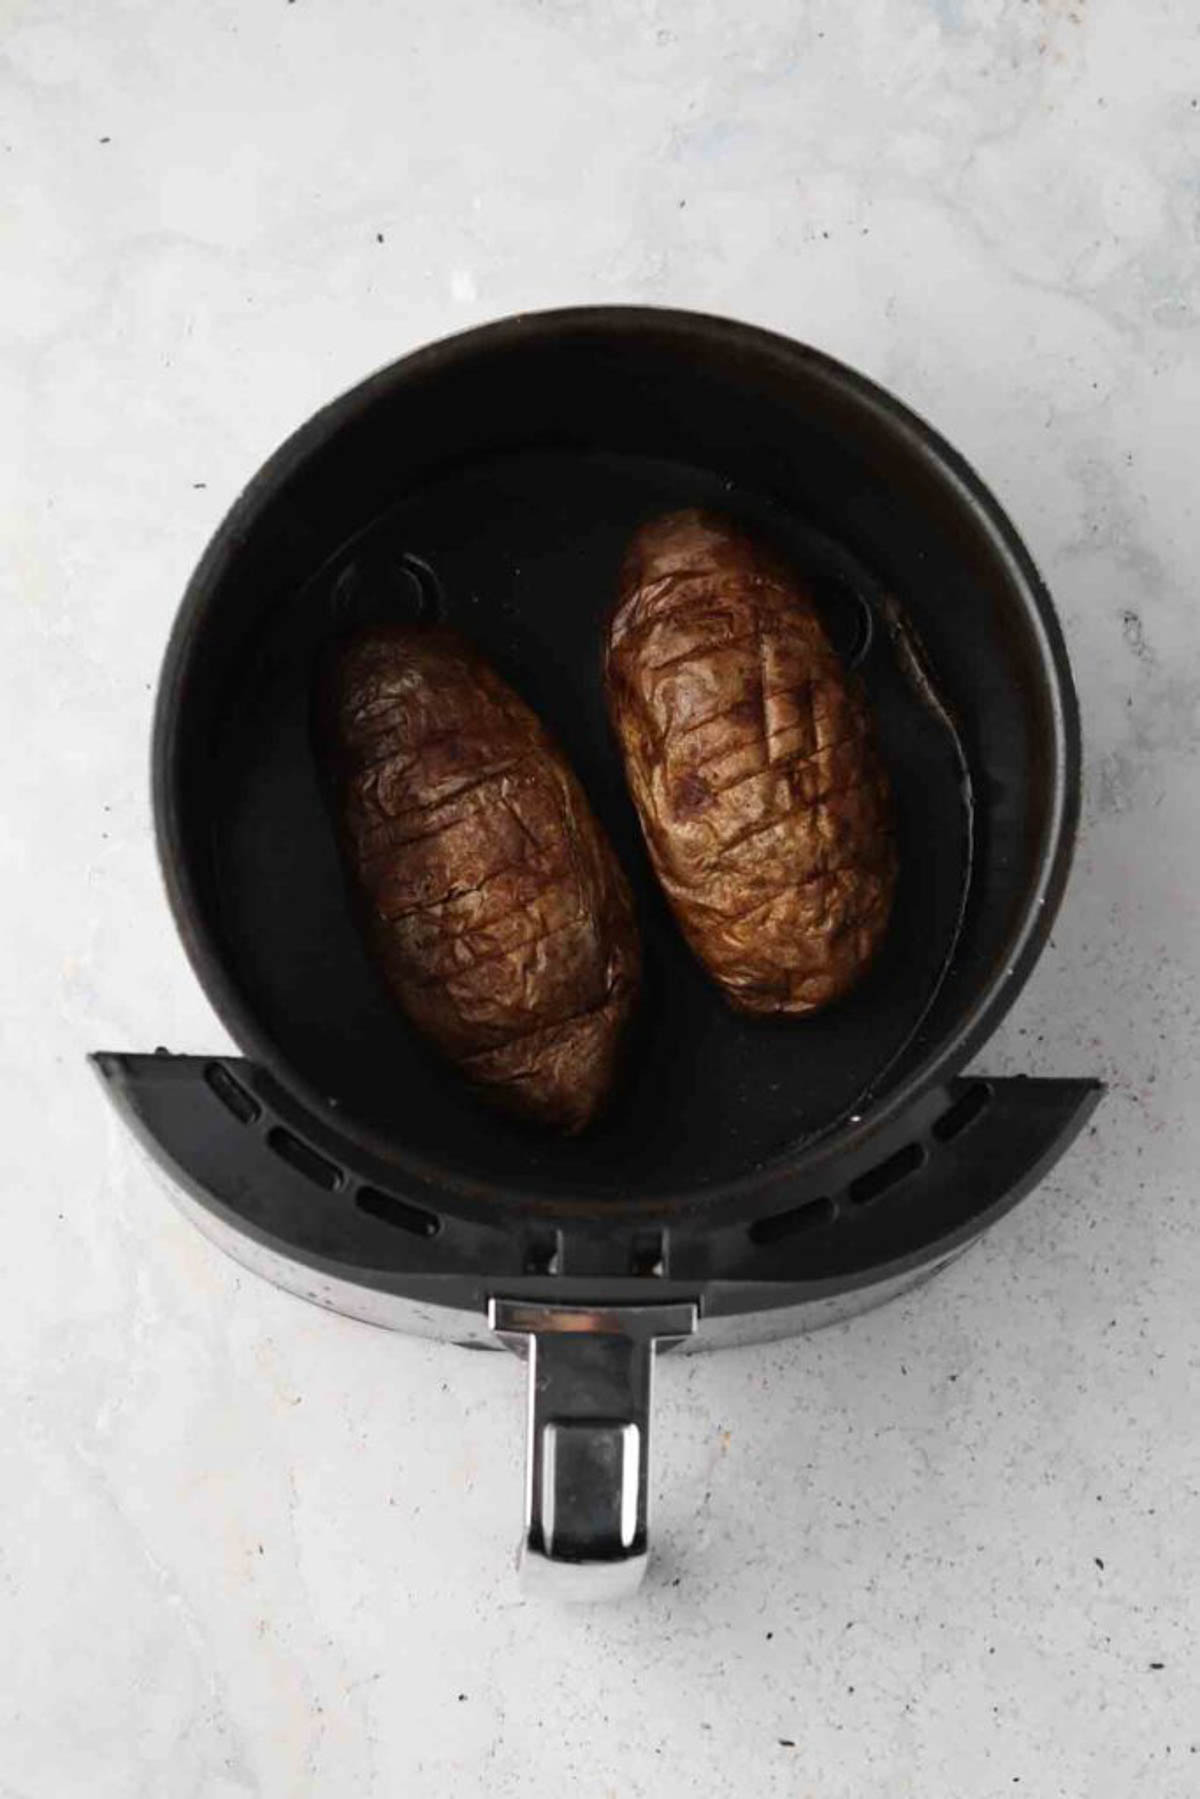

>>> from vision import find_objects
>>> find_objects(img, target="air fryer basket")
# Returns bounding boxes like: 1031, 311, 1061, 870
96, 309, 1100, 1594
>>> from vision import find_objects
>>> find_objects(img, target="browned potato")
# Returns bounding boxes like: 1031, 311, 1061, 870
606, 510, 896, 1015
322, 625, 640, 1131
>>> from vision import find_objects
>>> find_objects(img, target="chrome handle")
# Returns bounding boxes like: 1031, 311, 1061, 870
489, 1298, 698, 1601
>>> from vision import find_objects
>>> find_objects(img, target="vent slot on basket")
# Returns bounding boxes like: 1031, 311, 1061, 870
267, 1127, 343, 1191
933, 1081, 992, 1144
630, 1230, 666, 1277
749, 1195, 836, 1246
204, 1062, 261, 1125
523, 1231, 561, 1275
848, 1142, 925, 1207
356, 1185, 440, 1238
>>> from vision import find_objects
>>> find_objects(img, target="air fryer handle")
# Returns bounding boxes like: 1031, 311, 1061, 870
489, 1298, 698, 1600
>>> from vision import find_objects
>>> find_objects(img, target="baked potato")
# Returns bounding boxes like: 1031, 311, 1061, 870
606, 510, 896, 1015
322, 625, 640, 1131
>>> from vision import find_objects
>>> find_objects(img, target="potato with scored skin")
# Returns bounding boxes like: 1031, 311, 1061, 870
606, 510, 896, 1016
323, 625, 640, 1132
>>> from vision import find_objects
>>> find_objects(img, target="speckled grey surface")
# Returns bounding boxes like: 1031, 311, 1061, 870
3, 0, 1199, 1793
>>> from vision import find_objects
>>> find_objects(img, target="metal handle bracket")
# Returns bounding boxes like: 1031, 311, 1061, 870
489, 1298, 698, 1601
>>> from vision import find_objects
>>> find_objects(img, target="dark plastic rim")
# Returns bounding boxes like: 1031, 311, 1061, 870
153, 306, 1081, 1223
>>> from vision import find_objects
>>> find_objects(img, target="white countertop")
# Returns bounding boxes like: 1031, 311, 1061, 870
4, 1, 1199, 1793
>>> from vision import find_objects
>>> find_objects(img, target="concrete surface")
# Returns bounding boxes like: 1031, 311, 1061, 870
3, 0, 1198, 1793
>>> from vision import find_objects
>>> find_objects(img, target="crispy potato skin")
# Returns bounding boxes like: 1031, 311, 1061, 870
606, 510, 896, 1016
323, 626, 640, 1131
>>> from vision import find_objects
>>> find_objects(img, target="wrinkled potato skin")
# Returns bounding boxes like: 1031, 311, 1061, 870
606, 510, 896, 1016
323, 626, 640, 1132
